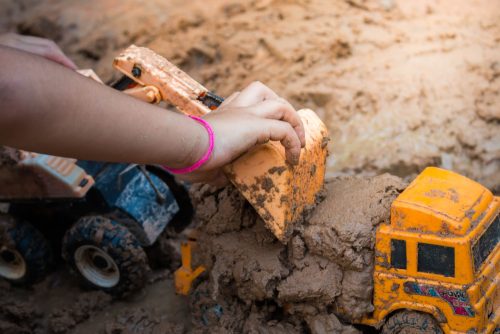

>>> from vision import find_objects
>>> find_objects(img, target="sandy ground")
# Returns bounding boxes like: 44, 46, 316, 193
1, 0, 498, 190
188, 174, 405, 333
0, 0, 499, 333
0, 269, 190, 333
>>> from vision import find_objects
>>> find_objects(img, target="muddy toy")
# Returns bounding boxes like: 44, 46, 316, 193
0, 75, 193, 296
364, 167, 499, 334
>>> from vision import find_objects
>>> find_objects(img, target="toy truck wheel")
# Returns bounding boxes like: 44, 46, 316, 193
62, 216, 149, 297
382, 311, 443, 334
0, 214, 53, 285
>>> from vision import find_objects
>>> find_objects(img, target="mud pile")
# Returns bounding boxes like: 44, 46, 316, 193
47, 291, 112, 333
0, 273, 190, 334
0, 281, 43, 334
0, 280, 111, 334
102, 308, 185, 334
189, 174, 405, 333
1, 0, 498, 191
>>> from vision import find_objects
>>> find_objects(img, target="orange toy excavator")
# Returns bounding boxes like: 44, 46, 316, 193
113, 45, 329, 243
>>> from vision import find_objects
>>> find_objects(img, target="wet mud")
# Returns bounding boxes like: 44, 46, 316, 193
0, 174, 403, 333
188, 174, 405, 332
102, 308, 185, 334
0, 272, 190, 334
0, 279, 111, 334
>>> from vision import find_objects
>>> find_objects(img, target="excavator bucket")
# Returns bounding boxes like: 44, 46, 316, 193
113, 45, 329, 242
224, 110, 328, 241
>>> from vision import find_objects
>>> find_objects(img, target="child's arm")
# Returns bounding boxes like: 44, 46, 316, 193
0, 46, 304, 183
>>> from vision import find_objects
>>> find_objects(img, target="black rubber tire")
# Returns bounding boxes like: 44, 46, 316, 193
382, 311, 443, 334
0, 214, 53, 285
62, 215, 149, 297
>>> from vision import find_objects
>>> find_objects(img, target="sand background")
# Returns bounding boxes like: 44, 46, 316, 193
0, 0, 499, 333
1, 0, 498, 191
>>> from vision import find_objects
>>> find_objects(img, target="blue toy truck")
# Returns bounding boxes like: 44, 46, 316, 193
0, 150, 192, 296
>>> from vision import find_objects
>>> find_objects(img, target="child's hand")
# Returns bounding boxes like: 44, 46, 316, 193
0, 33, 77, 70
179, 81, 306, 185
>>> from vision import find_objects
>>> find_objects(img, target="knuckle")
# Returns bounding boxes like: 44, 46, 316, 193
284, 122, 295, 134
250, 80, 268, 92
250, 80, 264, 87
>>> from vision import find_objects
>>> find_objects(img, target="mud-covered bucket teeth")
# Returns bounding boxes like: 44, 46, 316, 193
225, 109, 329, 242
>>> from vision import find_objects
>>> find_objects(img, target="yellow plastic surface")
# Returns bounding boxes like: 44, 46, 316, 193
392, 166, 494, 236
225, 109, 328, 242
174, 241, 206, 295
363, 167, 499, 334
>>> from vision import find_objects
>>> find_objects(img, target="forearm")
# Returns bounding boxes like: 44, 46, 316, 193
0, 46, 207, 168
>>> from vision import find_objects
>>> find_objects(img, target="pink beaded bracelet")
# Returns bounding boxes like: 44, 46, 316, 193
162, 115, 215, 174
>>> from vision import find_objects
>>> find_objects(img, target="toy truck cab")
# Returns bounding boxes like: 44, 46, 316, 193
367, 167, 499, 334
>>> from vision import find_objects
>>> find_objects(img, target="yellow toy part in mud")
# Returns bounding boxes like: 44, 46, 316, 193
365, 167, 499, 334
174, 241, 206, 295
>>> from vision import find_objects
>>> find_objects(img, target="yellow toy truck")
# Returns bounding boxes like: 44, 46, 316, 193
363, 167, 499, 334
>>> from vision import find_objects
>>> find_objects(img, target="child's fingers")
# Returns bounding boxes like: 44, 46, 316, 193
231, 81, 279, 107
261, 120, 302, 165
251, 99, 306, 148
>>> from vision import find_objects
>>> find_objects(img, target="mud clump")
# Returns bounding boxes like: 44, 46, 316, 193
48, 291, 112, 334
189, 174, 405, 332
0, 298, 43, 334
103, 308, 185, 334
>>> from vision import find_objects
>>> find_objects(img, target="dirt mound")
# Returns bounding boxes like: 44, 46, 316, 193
47, 291, 112, 333
0, 292, 43, 334
189, 174, 405, 332
0, 273, 190, 334
103, 308, 184, 334
0, 283, 111, 334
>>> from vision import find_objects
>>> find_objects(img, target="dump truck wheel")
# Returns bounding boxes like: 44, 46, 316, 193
62, 216, 149, 297
0, 214, 53, 285
382, 311, 443, 334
